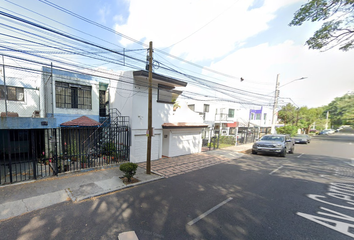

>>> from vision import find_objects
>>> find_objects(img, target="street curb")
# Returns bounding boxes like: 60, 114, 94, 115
73, 176, 164, 202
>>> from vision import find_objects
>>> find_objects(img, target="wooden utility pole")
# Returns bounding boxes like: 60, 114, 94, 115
146, 41, 153, 174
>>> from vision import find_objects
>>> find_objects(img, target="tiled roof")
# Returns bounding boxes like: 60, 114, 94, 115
60, 116, 101, 127
162, 122, 208, 129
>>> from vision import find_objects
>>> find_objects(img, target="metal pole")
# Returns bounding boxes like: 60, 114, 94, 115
2, 55, 8, 116
271, 74, 280, 134
235, 125, 239, 146
146, 41, 153, 174
51, 62, 54, 118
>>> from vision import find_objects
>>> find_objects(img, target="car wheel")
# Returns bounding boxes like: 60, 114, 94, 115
280, 148, 287, 157
252, 150, 257, 154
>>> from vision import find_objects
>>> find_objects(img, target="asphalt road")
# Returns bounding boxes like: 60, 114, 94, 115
1, 130, 354, 240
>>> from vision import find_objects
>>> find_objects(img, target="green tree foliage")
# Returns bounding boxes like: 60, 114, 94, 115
324, 92, 354, 126
278, 103, 298, 125
120, 162, 138, 182
278, 104, 325, 133
297, 107, 324, 133
276, 125, 298, 136
290, 0, 354, 51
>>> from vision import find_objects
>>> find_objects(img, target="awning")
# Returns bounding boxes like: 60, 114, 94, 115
60, 116, 101, 127
226, 122, 238, 128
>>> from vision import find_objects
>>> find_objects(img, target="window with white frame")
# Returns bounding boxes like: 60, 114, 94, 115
55, 82, 92, 109
256, 113, 261, 120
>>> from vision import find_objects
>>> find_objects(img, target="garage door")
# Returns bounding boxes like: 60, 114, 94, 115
170, 132, 200, 157
133, 134, 160, 162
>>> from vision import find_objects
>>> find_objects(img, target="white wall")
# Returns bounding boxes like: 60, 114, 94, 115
111, 71, 177, 162
0, 69, 40, 117
163, 128, 203, 158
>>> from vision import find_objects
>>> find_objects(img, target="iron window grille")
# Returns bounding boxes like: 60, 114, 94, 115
55, 82, 92, 109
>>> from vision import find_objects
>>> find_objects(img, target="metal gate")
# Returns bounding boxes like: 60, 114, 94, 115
0, 117, 130, 185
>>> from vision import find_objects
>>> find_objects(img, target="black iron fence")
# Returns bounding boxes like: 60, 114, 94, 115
0, 119, 130, 185
202, 126, 271, 151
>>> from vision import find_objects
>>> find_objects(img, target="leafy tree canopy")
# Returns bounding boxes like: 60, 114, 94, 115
290, 0, 354, 51
324, 92, 354, 126
278, 103, 297, 124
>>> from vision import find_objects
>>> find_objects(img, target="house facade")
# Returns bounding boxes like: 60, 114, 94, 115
0, 66, 120, 184
185, 100, 276, 144
110, 70, 206, 162
1, 65, 206, 184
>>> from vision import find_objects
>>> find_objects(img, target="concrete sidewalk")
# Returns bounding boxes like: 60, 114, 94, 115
0, 165, 163, 222
0, 143, 253, 222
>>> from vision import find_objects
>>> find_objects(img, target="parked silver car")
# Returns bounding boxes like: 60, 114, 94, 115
293, 134, 311, 144
252, 134, 295, 157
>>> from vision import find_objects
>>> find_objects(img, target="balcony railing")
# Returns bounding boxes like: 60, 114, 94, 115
215, 113, 228, 121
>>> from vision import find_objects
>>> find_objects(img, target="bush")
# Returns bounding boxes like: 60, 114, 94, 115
219, 136, 236, 145
102, 142, 116, 155
276, 125, 298, 136
119, 162, 138, 182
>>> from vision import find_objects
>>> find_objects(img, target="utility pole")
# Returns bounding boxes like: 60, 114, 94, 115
271, 74, 280, 134
146, 41, 153, 174
325, 111, 329, 129
2, 55, 7, 116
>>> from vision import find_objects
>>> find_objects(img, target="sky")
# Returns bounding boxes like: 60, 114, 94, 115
1, 0, 353, 108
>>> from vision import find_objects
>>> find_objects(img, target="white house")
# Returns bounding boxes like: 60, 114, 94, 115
162, 101, 207, 158
110, 70, 207, 163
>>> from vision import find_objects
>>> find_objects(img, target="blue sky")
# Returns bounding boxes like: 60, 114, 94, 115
1, 0, 353, 108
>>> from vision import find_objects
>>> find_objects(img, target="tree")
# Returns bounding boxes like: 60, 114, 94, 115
278, 103, 298, 125
325, 92, 354, 126
290, 0, 354, 51
297, 107, 324, 133
278, 103, 325, 133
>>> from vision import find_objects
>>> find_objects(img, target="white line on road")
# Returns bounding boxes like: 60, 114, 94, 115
297, 153, 304, 158
347, 158, 354, 167
269, 166, 283, 175
187, 197, 233, 226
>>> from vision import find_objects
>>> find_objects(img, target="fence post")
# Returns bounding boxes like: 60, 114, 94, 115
54, 128, 58, 175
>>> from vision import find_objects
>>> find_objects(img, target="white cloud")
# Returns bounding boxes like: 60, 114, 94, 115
114, 0, 303, 61
207, 40, 354, 108
112, 0, 353, 108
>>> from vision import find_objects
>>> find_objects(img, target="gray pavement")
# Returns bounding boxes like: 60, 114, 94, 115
0, 143, 253, 222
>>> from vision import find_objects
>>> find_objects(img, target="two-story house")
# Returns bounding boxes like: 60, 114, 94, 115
110, 70, 207, 162
1, 66, 207, 184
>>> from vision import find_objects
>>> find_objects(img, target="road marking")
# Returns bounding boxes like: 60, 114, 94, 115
269, 166, 283, 175
297, 153, 304, 158
118, 231, 139, 240
346, 158, 354, 167
187, 197, 233, 226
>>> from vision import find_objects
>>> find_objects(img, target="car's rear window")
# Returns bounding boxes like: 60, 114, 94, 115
260, 136, 284, 142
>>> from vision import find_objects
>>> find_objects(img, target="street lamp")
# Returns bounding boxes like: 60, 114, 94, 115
270, 75, 307, 134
